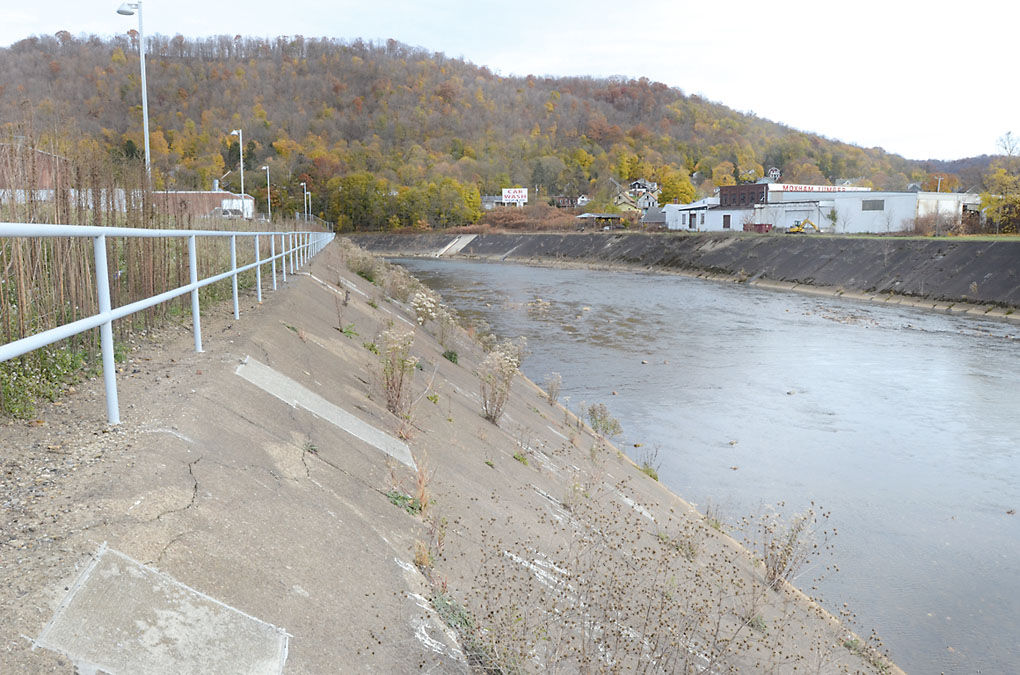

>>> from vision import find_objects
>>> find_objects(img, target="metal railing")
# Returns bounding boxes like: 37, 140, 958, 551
0, 223, 334, 424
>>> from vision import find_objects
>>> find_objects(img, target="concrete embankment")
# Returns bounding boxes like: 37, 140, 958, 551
354, 232, 1020, 319
0, 239, 895, 673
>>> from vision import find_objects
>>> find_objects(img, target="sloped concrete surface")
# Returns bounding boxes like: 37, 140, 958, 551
1, 239, 898, 673
354, 232, 1020, 311
1, 246, 469, 673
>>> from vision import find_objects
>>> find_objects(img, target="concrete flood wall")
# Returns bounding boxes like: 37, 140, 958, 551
353, 232, 1020, 311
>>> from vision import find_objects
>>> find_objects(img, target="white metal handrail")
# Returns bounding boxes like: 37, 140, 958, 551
0, 222, 334, 424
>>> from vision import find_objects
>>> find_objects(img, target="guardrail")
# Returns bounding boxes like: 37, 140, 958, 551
0, 223, 334, 425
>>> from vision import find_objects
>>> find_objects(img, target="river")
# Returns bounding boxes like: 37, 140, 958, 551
394, 257, 1020, 674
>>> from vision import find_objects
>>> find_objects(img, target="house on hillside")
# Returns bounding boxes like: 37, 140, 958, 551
612, 177, 661, 215
613, 192, 640, 213
629, 179, 659, 194
635, 191, 659, 212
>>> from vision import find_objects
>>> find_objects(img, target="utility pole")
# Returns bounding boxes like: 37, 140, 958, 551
230, 129, 244, 199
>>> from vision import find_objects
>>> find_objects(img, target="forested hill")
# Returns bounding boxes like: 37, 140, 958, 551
0, 34, 981, 228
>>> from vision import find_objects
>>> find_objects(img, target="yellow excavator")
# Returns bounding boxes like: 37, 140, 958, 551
787, 219, 821, 234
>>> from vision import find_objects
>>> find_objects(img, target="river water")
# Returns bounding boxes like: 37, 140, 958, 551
394, 257, 1019, 674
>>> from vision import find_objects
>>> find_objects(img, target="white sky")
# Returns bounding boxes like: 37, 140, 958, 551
1, 0, 1015, 161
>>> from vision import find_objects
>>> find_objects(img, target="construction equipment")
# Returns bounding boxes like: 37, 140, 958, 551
787, 219, 820, 234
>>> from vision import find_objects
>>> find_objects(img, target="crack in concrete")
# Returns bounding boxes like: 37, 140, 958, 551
299, 444, 314, 479
147, 530, 191, 567
154, 458, 201, 522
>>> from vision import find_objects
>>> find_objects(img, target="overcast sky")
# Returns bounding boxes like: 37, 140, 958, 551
1, 1, 1014, 161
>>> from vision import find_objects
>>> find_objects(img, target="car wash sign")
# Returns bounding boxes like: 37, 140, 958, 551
502, 188, 528, 205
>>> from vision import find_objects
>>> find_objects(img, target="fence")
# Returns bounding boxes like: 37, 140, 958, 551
0, 223, 334, 424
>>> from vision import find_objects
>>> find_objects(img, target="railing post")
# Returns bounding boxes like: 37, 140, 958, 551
189, 235, 203, 353
254, 234, 262, 304
290, 232, 296, 274
270, 234, 278, 290
281, 233, 287, 282
230, 234, 239, 319
92, 234, 120, 425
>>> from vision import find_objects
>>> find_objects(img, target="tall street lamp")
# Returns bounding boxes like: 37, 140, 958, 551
116, 1, 150, 181
230, 129, 244, 200
300, 181, 307, 221
306, 191, 312, 222
261, 165, 271, 221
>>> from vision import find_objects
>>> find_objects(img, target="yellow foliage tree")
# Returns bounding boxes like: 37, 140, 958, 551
711, 161, 736, 187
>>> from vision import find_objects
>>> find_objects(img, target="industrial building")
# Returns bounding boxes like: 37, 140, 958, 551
664, 183, 981, 234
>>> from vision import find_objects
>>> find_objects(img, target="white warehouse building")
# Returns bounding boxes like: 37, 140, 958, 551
664, 183, 981, 234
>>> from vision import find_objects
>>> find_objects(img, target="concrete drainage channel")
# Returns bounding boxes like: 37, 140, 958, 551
352, 232, 1020, 314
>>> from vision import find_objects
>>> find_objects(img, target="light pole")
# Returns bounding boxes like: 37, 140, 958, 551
230, 129, 244, 201
300, 181, 307, 221
116, 2, 150, 181
261, 165, 271, 221
306, 191, 312, 222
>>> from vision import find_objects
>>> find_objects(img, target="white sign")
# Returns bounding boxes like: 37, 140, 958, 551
767, 183, 871, 193
502, 188, 528, 204
767, 167, 781, 182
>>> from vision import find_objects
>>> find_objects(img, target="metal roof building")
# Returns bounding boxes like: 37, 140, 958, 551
665, 183, 981, 234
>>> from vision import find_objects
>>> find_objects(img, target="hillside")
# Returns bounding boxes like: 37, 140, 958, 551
0, 34, 997, 228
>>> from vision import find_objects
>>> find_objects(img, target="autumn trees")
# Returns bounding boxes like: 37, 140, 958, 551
327, 171, 480, 230
981, 132, 1020, 233
0, 33, 993, 230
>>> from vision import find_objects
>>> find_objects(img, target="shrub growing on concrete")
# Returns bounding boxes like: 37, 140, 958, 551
411, 289, 439, 325
478, 338, 526, 425
435, 305, 459, 349
586, 402, 621, 442
380, 325, 417, 415
744, 503, 832, 590
543, 372, 562, 406
343, 244, 380, 284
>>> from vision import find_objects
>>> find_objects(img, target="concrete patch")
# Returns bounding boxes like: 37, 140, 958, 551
546, 425, 568, 441
35, 544, 288, 675
235, 356, 416, 470
304, 271, 368, 299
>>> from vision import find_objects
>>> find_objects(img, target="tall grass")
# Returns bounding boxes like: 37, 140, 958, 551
0, 130, 312, 418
